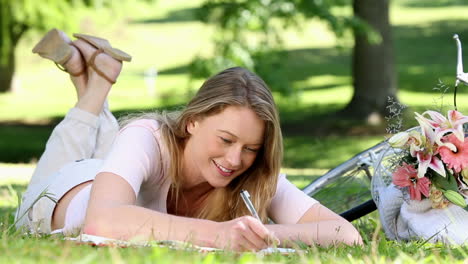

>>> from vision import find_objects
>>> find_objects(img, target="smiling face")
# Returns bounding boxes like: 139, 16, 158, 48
182, 105, 265, 188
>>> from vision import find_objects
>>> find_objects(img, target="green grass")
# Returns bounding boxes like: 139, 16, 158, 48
1, 164, 468, 263
0, 212, 467, 263
2, 0, 468, 262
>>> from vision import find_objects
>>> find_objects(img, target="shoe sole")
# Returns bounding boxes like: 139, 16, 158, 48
73, 33, 132, 62
32, 29, 72, 65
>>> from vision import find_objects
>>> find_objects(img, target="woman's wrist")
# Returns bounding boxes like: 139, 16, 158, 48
192, 219, 220, 248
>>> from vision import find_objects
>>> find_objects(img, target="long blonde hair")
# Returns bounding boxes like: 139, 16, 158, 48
123, 67, 283, 223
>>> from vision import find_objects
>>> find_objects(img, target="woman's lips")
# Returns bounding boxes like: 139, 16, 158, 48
212, 160, 235, 177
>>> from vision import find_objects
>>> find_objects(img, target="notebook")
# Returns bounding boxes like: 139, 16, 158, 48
66, 234, 300, 255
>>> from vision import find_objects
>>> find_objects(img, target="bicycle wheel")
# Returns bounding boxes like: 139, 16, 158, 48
301, 141, 391, 221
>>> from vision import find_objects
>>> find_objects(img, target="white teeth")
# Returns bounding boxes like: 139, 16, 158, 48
215, 161, 233, 173
219, 166, 232, 173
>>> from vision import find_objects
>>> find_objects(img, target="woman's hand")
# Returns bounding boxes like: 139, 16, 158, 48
212, 216, 279, 251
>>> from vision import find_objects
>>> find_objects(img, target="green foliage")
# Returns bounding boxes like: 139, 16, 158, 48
431, 169, 459, 192
0, 0, 157, 92
1, 0, 77, 65
190, 0, 299, 91
10, 0, 71, 31
189, 0, 374, 95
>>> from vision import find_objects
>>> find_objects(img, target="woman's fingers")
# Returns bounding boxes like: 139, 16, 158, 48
238, 234, 259, 251
216, 216, 281, 251
226, 216, 279, 251
237, 221, 268, 250
245, 216, 280, 246
228, 217, 264, 250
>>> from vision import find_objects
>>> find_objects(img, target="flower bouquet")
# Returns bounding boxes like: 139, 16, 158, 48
388, 110, 468, 210
371, 34, 468, 244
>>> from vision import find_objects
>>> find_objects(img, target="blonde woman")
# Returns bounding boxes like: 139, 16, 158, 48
16, 29, 363, 251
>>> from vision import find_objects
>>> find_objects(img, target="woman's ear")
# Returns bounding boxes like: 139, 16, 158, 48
186, 119, 198, 135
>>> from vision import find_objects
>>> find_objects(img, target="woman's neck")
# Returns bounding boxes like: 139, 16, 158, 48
167, 181, 214, 217
180, 141, 206, 189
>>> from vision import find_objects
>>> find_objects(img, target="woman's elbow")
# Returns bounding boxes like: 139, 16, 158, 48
336, 221, 363, 246
82, 210, 119, 239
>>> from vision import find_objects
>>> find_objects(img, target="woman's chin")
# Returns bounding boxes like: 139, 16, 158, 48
207, 177, 232, 188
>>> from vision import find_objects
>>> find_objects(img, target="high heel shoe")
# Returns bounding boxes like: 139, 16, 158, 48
72, 33, 132, 84
32, 29, 85, 76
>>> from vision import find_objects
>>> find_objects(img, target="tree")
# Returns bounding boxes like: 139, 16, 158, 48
0, 0, 74, 92
341, 0, 397, 120
192, 0, 362, 94
0, 0, 153, 93
192, 0, 396, 121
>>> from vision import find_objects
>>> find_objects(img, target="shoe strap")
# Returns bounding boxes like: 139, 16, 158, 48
54, 43, 85, 77
54, 62, 85, 77
87, 49, 116, 85
54, 62, 68, 73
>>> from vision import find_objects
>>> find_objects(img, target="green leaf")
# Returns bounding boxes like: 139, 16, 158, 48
430, 169, 458, 192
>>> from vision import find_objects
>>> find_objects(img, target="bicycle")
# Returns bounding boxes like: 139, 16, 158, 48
301, 34, 468, 222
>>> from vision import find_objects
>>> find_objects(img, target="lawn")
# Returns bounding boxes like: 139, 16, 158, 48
1, 0, 468, 262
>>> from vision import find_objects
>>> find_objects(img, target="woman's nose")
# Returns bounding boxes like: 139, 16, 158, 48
226, 147, 242, 168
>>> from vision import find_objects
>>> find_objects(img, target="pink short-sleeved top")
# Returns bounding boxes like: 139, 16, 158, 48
98, 119, 318, 224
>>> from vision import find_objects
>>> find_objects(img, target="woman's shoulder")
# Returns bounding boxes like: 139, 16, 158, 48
117, 118, 165, 150
118, 118, 165, 141
122, 118, 161, 132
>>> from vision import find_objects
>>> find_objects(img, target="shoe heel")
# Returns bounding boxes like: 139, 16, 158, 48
32, 29, 72, 65
72, 33, 132, 62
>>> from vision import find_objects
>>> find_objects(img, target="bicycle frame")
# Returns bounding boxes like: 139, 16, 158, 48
454, 34, 468, 86
453, 34, 468, 109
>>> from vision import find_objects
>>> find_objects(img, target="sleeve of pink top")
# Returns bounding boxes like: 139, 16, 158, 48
98, 119, 161, 198
268, 173, 319, 224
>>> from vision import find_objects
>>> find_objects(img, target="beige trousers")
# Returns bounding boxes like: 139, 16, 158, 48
15, 105, 119, 234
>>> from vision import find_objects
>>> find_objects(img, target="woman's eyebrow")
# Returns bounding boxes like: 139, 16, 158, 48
217, 129, 263, 145
217, 129, 237, 138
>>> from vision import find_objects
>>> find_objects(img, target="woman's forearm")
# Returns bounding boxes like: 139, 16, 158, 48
266, 220, 363, 247
83, 205, 218, 247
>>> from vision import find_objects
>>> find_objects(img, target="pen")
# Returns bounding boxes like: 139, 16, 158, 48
240, 189, 261, 221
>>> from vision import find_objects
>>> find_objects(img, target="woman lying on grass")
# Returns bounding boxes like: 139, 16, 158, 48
16, 28, 363, 251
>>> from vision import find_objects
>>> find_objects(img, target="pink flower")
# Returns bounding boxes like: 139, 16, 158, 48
392, 163, 431, 200
422, 110, 468, 146
439, 134, 468, 173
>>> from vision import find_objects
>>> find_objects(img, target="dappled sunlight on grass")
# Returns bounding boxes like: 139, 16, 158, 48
281, 167, 328, 189
281, 20, 339, 49
283, 135, 383, 169
400, 90, 468, 113
0, 163, 30, 209
0, 163, 34, 185
391, 5, 468, 25
299, 86, 352, 105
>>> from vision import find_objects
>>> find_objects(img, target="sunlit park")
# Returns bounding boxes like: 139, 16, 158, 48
1, 0, 468, 262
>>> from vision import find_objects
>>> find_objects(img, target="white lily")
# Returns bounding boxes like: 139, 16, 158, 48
388, 131, 409, 148
388, 130, 424, 156
421, 110, 468, 151
414, 112, 447, 178
407, 130, 423, 157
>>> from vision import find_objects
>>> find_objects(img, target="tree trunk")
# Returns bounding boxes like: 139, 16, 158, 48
0, 2, 26, 93
0, 47, 16, 93
341, 0, 397, 121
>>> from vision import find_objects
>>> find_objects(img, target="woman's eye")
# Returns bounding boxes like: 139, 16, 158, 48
245, 147, 259, 153
220, 137, 232, 144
